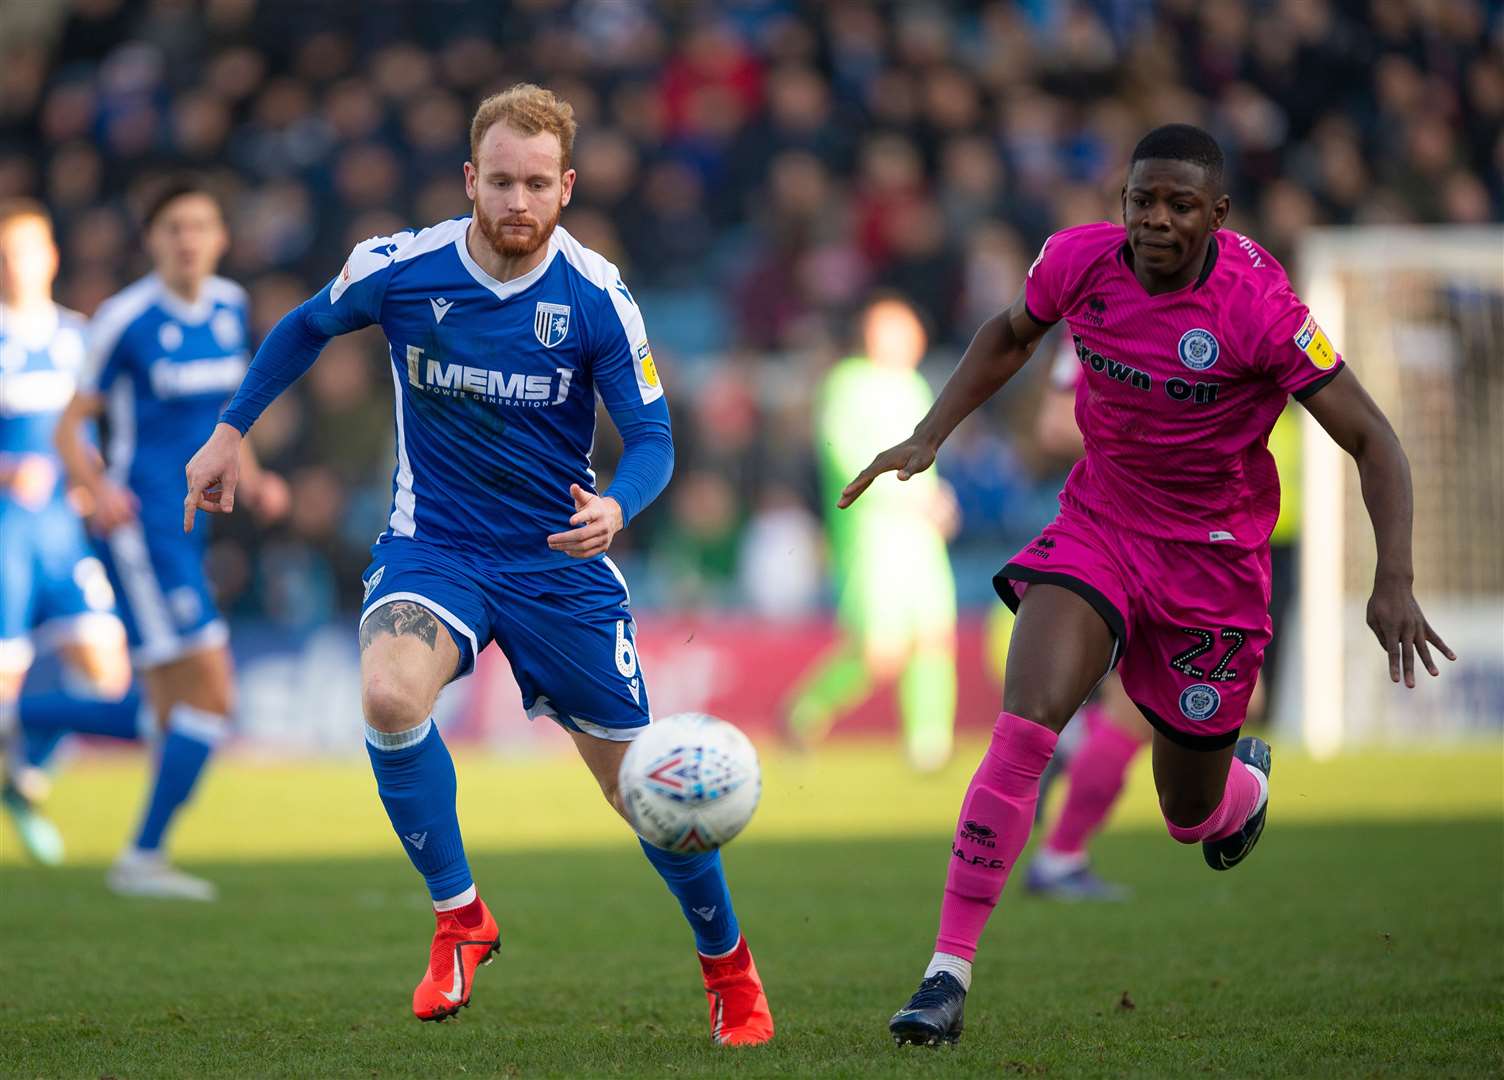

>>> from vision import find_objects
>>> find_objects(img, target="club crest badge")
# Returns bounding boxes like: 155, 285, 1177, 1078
1177, 328, 1219, 371
534, 302, 571, 348
1179, 683, 1222, 722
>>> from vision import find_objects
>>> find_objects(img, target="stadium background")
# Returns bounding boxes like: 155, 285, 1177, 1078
5, 0, 1500, 749
1, 3, 1501, 1076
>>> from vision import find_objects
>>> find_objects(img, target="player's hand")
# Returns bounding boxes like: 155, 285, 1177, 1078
1365, 574, 1455, 688
183, 422, 244, 533
10, 455, 59, 511
837, 437, 937, 509
547, 483, 623, 559
243, 468, 291, 524
87, 478, 139, 533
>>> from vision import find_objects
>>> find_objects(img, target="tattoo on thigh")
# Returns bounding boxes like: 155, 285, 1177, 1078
360, 601, 439, 651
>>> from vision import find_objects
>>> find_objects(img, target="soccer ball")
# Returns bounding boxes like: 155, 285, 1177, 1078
618, 713, 761, 854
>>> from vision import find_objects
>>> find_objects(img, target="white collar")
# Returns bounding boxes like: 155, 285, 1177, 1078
453, 221, 559, 302
150, 275, 216, 324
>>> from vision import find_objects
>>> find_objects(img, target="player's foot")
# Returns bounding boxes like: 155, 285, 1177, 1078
889, 971, 966, 1046
1203, 736, 1272, 872
1025, 858, 1131, 902
412, 901, 500, 1022
1, 782, 64, 866
107, 849, 217, 900
699, 936, 774, 1045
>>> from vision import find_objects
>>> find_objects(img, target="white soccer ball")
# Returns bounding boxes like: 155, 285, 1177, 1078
619, 712, 761, 854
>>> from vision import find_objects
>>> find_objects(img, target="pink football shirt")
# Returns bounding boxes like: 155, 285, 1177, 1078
1025, 221, 1342, 550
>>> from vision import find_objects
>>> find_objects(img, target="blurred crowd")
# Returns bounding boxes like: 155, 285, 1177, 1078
2, 0, 1500, 622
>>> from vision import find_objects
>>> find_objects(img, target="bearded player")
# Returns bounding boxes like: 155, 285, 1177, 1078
838, 125, 1454, 1045
182, 85, 773, 1042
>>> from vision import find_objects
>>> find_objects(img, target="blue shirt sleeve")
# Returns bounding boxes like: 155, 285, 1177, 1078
81, 299, 137, 394
603, 397, 673, 527
588, 276, 672, 524
219, 238, 395, 433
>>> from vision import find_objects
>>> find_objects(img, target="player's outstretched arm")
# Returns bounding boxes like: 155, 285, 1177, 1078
839, 289, 1048, 508
183, 285, 361, 532
1301, 366, 1456, 687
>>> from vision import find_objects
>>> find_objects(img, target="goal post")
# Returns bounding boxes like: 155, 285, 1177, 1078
1295, 226, 1504, 755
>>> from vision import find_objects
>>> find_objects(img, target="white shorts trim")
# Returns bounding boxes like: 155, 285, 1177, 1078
359, 591, 480, 673
132, 619, 229, 670
526, 693, 646, 742
105, 522, 179, 659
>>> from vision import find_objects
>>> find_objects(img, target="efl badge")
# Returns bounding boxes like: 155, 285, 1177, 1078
637, 341, 659, 387
534, 302, 571, 348
1179, 683, 1222, 722
1293, 313, 1336, 369
1177, 328, 1219, 371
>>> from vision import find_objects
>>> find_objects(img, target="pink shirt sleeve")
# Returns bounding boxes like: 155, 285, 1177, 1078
1024, 230, 1073, 325
1255, 278, 1344, 399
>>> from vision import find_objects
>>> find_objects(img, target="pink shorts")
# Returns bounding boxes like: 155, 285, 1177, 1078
995, 501, 1272, 750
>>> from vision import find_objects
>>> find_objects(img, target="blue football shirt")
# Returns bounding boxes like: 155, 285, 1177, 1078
0, 302, 88, 463
81, 274, 251, 520
297, 219, 666, 569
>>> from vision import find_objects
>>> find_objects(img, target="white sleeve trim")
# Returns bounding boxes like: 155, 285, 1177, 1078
554, 227, 663, 405
330, 219, 467, 305
81, 276, 159, 391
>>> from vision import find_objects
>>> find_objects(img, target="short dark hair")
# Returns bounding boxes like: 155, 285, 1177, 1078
1129, 124, 1224, 189
140, 173, 222, 230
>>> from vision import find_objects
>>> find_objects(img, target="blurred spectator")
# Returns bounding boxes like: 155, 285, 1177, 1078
1, 0, 1496, 615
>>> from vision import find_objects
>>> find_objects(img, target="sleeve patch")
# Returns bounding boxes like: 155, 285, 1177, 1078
636, 340, 659, 388
1294, 313, 1336, 370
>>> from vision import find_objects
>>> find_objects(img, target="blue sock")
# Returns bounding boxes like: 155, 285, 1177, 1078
638, 839, 741, 956
22, 689, 142, 770
134, 704, 223, 852
366, 718, 473, 903
21, 690, 144, 742
23, 729, 67, 769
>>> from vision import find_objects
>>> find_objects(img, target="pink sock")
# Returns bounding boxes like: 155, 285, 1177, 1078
1164, 759, 1263, 843
935, 711, 1058, 961
1044, 707, 1143, 856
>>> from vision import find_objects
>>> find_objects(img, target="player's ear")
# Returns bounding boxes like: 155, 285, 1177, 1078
1210, 193, 1230, 231
463, 161, 478, 202
1119, 184, 1128, 223
560, 168, 576, 208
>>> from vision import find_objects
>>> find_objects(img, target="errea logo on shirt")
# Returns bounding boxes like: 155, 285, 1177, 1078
404, 345, 574, 407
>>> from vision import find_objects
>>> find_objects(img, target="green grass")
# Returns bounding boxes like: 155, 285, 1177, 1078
1, 745, 1500, 1078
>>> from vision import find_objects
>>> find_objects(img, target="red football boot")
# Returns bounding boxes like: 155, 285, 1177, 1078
699, 936, 774, 1045
411, 900, 500, 1022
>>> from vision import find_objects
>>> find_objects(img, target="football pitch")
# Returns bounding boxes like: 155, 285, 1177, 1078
2, 743, 1499, 1078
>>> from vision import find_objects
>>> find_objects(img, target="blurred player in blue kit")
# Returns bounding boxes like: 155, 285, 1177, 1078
0, 201, 133, 864
186, 85, 774, 1042
51, 178, 287, 898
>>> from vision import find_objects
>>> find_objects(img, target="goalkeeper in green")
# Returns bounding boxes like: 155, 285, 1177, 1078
785, 296, 959, 770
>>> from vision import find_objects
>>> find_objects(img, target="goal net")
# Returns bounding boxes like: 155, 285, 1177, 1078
1292, 227, 1504, 754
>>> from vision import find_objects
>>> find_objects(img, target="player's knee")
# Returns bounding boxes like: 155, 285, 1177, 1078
999, 686, 1077, 734
862, 638, 908, 681
1159, 789, 1220, 836
362, 676, 426, 733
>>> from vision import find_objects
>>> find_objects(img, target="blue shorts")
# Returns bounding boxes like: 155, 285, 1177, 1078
95, 513, 225, 668
359, 538, 650, 740
0, 495, 118, 668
